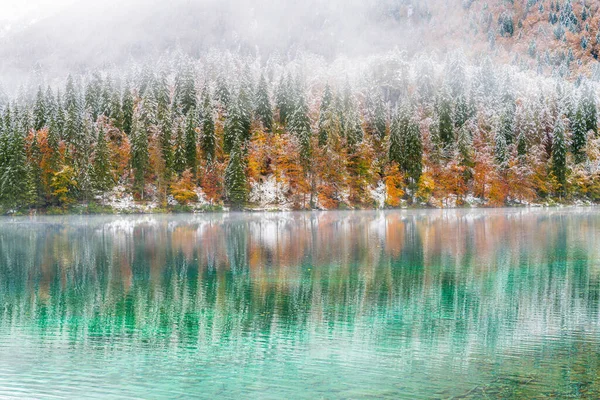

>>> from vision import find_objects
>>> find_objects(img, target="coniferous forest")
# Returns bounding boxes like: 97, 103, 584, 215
0, 50, 599, 213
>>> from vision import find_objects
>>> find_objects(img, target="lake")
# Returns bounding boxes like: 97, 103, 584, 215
1, 209, 600, 398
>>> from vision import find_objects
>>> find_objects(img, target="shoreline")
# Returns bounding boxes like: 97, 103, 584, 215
3, 201, 599, 217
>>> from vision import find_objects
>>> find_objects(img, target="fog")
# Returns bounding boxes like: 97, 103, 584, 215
0, 0, 480, 91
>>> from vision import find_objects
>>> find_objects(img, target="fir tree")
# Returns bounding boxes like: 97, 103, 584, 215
224, 98, 246, 154
404, 118, 423, 184
225, 138, 247, 209
175, 62, 197, 115
255, 74, 273, 131
318, 84, 333, 146
437, 85, 454, 147
122, 82, 134, 135
93, 125, 114, 192
571, 101, 587, 163
215, 75, 230, 110
552, 117, 568, 195
173, 121, 187, 176
131, 113, 149, 198
0, 124, 30, 210
581, 83, 597, 134
494, 129, 509, 168
389, 107, 405, 166
33, 86, 47, 131
373, 95, 387, 140
201, 90, 216, 163
184, 109, 198, 177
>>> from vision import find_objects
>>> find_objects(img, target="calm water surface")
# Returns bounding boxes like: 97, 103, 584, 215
1, 209, 600, 399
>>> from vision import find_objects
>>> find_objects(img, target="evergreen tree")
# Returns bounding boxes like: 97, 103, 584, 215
28, 131, 45, 207
33, 86, 47, 131
581, 83, 597, 134
552, 117, 568, 195
0, 123, 31, 210
224, 98, 246, 154
174, 62, 197, 115
159, 108, 174, 177
173, 121, 187, 176
346, 108, 363, 148
225, 138, 247, 209
571, 101, 587, 163
215, 75, 230, 110
184, 109, 198, 176
318, 84, 333, 146
389, 107, 405, 166
494, 129, 509, 168
255, 74, 273, 131
201, 89, 216, 163
373, 95, 387, 140
436, 85, 454, 147
122, 82, 134, 135
131, 113, 149, 198
404, 118, 423, 184
275, 74, 292, 125
93, 125, 114, 192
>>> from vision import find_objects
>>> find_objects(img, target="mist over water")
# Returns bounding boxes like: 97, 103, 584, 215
1, 209, 600, 398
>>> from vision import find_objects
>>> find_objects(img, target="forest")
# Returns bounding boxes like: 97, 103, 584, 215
0, 49, 599, 213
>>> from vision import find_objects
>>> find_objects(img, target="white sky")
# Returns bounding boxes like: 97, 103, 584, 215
0, 0, 77, 22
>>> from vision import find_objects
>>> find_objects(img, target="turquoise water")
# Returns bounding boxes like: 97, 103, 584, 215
1, 209, 600, 398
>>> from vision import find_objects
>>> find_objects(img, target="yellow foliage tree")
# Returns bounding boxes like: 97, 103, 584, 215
170, 169, 198, 205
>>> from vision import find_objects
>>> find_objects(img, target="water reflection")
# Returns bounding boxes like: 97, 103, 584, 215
1, 209, 600, 398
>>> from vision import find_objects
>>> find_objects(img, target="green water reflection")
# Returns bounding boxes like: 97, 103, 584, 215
1, 209, 600, 398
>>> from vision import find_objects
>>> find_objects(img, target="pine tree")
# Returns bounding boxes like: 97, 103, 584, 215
437, 85, 454, 147
85, 73, 103, 121
122, 82, 134, 135
33, 86, 47, 131
215, 75, 230, 110
28, 131, 45, 207
130, 113, 149, 198
255, 74, 273, 131
404, 119, 423, 184
225, 138, 247, 209
0, 123, 30, 210
581, 83, 597, 134
174, 62, 197, 115
110, 86, 123, 130
494, 129, 509, 168
552, 117, 568, 195
318, 84, 333, 146
173, 121, 186, 176
346, 108, 363, 148
159, 108, 174, 177
184, 109, 198, 177
224, 98, 245, 154
289, 89, 311, 137
389, 105, 409, 167
571, 101, 587, 163
93, 125, 114, 192
373, 95, 387, 140
275, 74, 292, 125
201, 89, 216, 163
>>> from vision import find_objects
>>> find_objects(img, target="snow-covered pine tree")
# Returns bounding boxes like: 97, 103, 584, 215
571, 100, 587, 163
93, 125, 113, 192
201, 89, 216, 163
225, 137, 247, 209
130, 112, 149, 198
551, 117, 568, 195
173, 120, 187, 176
184, 109, 198, 177
255, 74, 273, 131
33, 86, 47, 131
